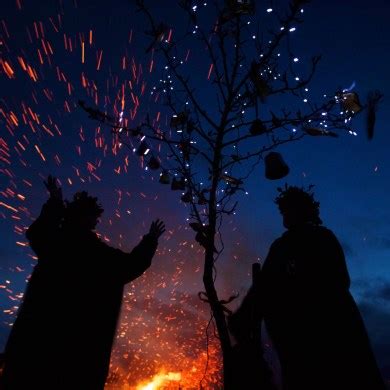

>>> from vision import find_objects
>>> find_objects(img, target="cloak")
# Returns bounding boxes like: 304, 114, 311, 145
260, 224, 385, 390
1, 198, 157, 389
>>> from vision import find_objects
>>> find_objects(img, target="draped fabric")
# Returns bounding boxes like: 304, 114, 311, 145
260, 224, 385, 390
1, 198, 157, 390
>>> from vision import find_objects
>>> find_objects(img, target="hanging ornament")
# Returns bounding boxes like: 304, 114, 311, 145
181, 191, 192, 203
225, 0, 255, 15
249, 62, 271, 101
221, 174, 243, 186
250, 119, 267, 136
271, 112, 282, 127
264, 152, 289, 180
198, 190, 208, 205
159, 170, 170, 184
171, 177, 186, 191
170, 112, 188, 129
147, 156, 160, 170
303, 127, 338, 137
189, 222, 218, 253
366, 90, 383, 140
136, 141, 150, 156
179, 141, 191, 160
340, 92, 362, 114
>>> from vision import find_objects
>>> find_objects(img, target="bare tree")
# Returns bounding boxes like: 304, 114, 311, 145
80, 0, 381, 387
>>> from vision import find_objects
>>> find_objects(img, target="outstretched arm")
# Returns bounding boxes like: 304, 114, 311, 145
26, 175, 65, 260
109, 219, 165, 284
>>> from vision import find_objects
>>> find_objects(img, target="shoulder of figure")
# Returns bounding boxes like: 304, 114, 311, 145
310, 225, 343, 249
94, 236, 125, 257
270, 235, 285, 249
314, 225, 335, 237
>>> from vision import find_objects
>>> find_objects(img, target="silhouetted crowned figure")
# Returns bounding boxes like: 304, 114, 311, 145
258, 185, 385, 390
1, 175, 165, 390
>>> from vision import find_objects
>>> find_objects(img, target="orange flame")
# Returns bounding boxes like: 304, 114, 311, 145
136, 371, 181, 390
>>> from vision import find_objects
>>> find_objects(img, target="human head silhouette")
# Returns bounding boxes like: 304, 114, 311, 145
63, 191, 104, 231
275, 185, 322, 229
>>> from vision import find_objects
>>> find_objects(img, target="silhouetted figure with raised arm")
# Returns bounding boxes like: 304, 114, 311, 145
1, 175, 165, 390
256, 185, 385, 390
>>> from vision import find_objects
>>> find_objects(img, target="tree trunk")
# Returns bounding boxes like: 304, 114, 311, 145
203, 243, 235, 389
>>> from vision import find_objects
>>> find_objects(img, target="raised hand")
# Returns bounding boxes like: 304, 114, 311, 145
148, 219, 165, 240
44, 175, 63, 201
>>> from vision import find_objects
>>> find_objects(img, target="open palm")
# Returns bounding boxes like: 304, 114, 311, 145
148, 219, 165, 239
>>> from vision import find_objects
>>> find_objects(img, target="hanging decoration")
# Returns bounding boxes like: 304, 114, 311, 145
170, 112, 189, 129
147, 156, 161, 170
225, 0, 255, 15
179, 140, 191, 160
249, 61, 271, 101
198, 190, 208, 205
171, 177, 186, 191
159, 170, 170, 184
189, 222, 218, 253
303, 127, 338, 137
340, 92, 362, 114
221, 174, 243, 187
250, 119, 267, 136
264, 152, 289, 180
181, 191, 192, 203
366, 90, 383, 140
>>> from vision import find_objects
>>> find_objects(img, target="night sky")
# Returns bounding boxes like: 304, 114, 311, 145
1, 0, 390, 388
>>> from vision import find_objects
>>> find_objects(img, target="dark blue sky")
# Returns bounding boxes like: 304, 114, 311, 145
1, 0, 389, 386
